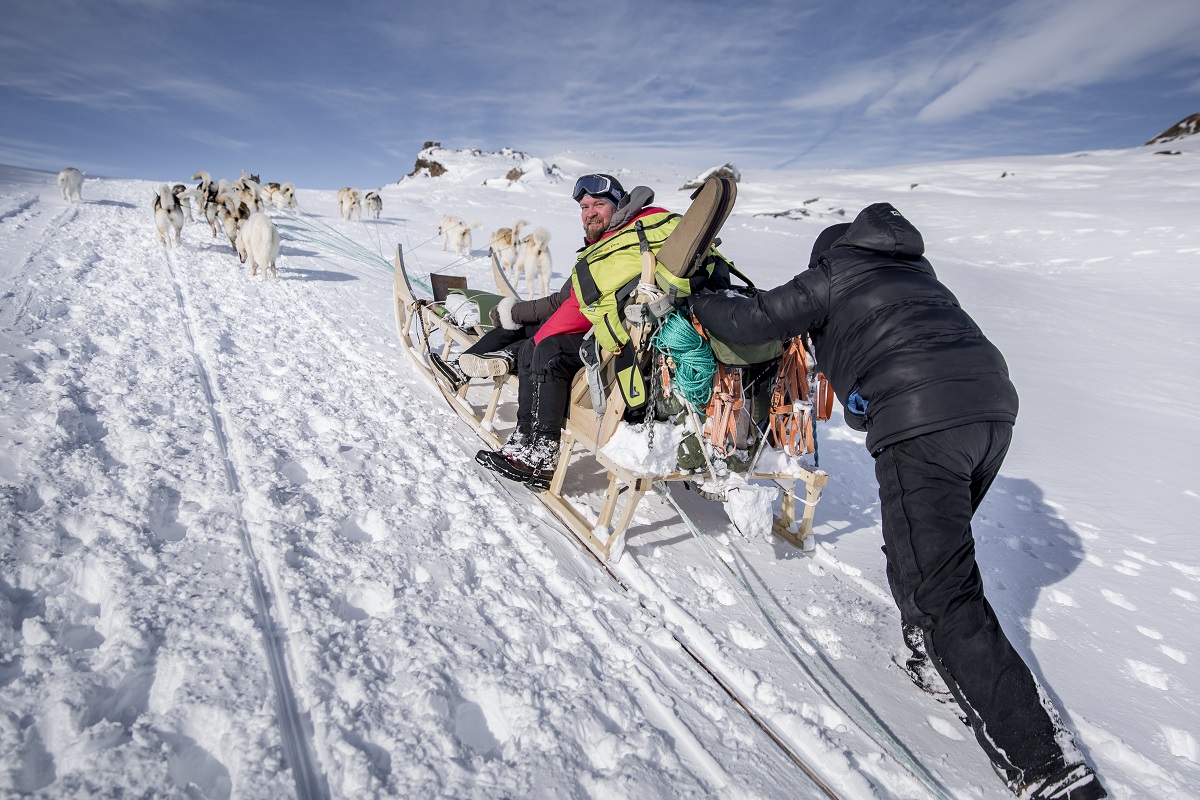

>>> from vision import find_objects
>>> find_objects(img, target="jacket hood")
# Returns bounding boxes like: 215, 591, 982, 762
840, 203, 924, 258
608, 185, 656, 232
808, 223, 852, 268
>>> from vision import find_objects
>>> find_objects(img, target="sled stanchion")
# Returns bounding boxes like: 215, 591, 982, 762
549, 432, 574, 496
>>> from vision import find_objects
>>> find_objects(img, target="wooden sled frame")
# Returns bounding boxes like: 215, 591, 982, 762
394, 246, 828, 561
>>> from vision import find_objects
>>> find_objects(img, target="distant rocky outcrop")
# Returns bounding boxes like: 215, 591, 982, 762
408, 156, 447, 178
1145, 114, 1200, 145
680, 163, 741, 191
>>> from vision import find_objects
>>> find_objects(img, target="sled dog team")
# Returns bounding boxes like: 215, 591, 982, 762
140, 169, 282, 279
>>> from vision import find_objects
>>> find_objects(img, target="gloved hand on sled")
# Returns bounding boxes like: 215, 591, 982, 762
626, 295, 675, 324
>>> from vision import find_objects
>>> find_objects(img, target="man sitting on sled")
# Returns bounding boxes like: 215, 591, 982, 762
472, 173, 684, 488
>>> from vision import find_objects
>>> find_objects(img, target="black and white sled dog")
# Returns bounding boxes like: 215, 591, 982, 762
57, 168, 84, 203
513, 227, 552, 297
172, 183, 201, 223
192, 171, 223, 238
338, 187, 362, 221
439, 214, 481, 257
236, 211, 281, 280
153, 183, 185, 249
363, 190, 382, 219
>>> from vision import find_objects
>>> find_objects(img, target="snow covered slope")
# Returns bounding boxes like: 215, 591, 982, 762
0, 139, 1197, 798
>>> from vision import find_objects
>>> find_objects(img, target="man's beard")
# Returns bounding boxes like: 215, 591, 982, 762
583, 216, 607, 241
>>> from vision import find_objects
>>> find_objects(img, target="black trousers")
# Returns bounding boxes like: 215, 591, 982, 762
515, 333, 585, 439
875, 421, 1068, 789
461, 324, 538, 357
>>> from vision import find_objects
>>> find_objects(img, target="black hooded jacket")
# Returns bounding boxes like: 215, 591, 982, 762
690, 203, 1018, 452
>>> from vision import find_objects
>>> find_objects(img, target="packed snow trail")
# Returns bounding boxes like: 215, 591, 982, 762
3, 149, 1198, 798
159, 246, 329, 799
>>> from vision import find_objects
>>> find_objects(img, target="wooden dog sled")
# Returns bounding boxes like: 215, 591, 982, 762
393, 180, 828, 561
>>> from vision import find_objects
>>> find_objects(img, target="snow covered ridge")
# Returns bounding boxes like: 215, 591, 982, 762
403, 143, 567, 187
1, 139, 1199, 798
1144, 112, 1200, 145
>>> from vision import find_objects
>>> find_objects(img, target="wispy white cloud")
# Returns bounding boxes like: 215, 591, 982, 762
917, 0, 1200, 122
0, 0, 1196, 186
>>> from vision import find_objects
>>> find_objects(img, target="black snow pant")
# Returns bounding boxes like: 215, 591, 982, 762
461, 323, 539, 358
515, 332, 586, 440
874, 420, 1069, 790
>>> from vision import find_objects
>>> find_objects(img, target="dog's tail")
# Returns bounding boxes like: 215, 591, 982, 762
512, 219, 529, 240
157, 183, 175, 210
532, 226, 551, 247
466, 219, 482, 230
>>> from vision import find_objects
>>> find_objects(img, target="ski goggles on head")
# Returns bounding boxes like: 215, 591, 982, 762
572, 173, 625, 206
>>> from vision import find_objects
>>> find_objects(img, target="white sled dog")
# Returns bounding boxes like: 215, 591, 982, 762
236, 212, 281, 280
363, 190, 382, 219
153, 183, 185, 249
439, 214, 481, 256
57, 168, 84, 202
513, 227, 553, 296
489, 219, 529, 282
338, 187, 362, 220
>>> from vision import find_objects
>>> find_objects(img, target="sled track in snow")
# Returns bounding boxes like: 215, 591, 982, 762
536, 497, 843, 800
159, 249, 329, 800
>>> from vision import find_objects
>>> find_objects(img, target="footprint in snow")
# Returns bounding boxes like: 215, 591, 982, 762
1125, 659, 1170, 690
1162, 726, 1199, 764
926, 714, 965, 741
1101, 589, 1137, 611
1046, 589, 1079, 607
727, 622, 766, 650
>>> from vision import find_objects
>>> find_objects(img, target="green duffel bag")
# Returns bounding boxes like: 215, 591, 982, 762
706, 335, 782, 367
446, 288, 505, 331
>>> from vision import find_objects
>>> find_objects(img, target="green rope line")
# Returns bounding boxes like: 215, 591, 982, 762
657, 483, 954, 800
651, 312, 717, 408
276, 210, 434, 295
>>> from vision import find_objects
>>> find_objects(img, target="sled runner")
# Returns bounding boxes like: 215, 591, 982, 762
393, 178, 828, 561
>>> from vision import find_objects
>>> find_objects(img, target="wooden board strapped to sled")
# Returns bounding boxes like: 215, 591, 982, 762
393, 177, 829, 561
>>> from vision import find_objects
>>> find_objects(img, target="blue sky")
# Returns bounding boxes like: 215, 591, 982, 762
2, 0, 1199, 189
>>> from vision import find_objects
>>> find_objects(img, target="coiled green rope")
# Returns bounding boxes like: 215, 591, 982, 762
650, 311, 718, 408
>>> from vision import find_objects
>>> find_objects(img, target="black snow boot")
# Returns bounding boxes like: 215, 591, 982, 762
475, 434, 558, 490
429, 353, 467, 391
1020, 763, 1106, 800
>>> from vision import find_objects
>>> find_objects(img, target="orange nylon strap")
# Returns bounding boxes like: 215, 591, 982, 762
770, 337, 816, 456
657, 353, 673, 398
703, 364, 744, 456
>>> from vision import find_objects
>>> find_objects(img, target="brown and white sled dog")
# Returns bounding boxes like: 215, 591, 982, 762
57, 168, 84, 202
513, 227, 552, 296
218, 198, 251, 251
236, 212, 281, 279
153, 183, 185, 248
489, 219, 529, 281
262, 182, 299, 209
363, 190, 382, 219
439, 214, 481, 256
338, 187, 361, 220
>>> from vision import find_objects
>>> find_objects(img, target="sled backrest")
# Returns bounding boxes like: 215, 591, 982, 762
430, 273, 468, 302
